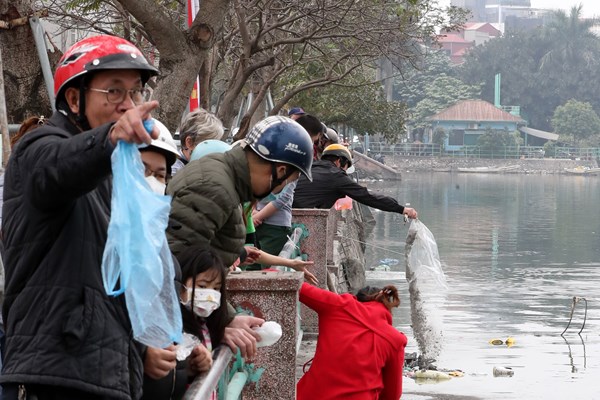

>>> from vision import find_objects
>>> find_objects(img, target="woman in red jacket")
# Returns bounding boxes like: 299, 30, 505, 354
298, 282, 407, 400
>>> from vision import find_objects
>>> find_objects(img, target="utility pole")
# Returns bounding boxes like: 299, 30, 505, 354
0, 46, 10, 168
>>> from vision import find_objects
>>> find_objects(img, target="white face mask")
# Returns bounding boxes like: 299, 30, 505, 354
181, 288, 221, 318
145, 175, 166, 195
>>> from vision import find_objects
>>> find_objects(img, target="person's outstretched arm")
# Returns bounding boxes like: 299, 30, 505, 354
299, 282, 345, 313
335, 174, 417, 218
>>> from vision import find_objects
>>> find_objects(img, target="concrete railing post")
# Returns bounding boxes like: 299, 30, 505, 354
290, 208, 333, 334
226, 271, 304, 400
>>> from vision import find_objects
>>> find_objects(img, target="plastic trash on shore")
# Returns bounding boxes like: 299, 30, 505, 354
415, 370, 452, 381
489, 337, 516, 347
253, 321, 283, 347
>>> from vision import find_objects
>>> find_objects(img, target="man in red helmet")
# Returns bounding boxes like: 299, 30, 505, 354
1, 35, 161, 400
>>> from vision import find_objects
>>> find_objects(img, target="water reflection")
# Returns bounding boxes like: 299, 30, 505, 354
364, 173, 600, 400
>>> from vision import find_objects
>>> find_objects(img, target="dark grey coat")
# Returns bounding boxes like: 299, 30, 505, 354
1, 112, 143, 400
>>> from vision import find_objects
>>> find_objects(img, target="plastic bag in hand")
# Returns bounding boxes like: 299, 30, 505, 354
405, 219, 447, 293
253, 321, 283, 347
101, 141, 182, 348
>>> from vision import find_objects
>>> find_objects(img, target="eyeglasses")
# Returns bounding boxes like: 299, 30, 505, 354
87, 87, 149, 105
144, 166, 167, 183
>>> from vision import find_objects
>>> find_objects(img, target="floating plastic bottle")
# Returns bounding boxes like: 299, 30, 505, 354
415, 370, 452, 380
493, 366, 514, 377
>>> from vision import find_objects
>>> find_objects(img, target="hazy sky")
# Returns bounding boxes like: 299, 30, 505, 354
439, 1, 600, 18
529, 1, 600, 17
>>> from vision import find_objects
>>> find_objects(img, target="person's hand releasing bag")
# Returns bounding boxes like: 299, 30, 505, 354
102, 141, 182, 348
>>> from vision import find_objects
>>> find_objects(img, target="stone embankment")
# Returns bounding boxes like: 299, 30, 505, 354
385, 156, 598, 174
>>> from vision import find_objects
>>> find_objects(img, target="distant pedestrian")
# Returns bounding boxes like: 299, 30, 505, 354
288, 107, 306, 120
295, 114, 324, 159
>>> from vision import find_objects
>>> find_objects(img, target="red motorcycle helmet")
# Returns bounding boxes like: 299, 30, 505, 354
54, 35, 159, 108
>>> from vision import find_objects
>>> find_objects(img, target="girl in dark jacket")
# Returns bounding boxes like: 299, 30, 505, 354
142, 246, 230, 400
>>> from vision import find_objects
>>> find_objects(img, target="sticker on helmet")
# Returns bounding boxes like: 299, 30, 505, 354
258, 144, 270, 155
284, 143, 306, 155
117, 44, 142, 55
60, 45, 98, 66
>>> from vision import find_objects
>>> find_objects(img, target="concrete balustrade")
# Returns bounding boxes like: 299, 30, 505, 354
290, 208, 334, 335
226, 271, 304, 400
221, 208, 338, 399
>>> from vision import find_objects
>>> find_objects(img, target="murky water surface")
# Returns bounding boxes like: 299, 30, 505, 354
364, 173, 600, 400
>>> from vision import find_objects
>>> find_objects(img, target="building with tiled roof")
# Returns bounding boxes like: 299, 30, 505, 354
437, 33, 473, 64
427, 99, 526, 150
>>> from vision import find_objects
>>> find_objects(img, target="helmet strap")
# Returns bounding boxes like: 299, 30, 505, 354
271, 163, 295, 189
75, 83, 91, 131
253, 164, 295, 200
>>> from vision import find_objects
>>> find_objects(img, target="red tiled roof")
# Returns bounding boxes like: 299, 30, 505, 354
428, 100, 525, 122
463, 22, 501, 36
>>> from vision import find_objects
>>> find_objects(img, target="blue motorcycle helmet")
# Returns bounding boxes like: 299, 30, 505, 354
244, 116, 313, 182
190, 139, 231, 161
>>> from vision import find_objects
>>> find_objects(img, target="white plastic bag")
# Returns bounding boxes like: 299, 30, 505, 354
253, 321, 282, 348
405, 220, 447, 293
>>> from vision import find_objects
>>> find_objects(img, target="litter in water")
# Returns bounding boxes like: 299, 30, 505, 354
493, 366, 514, 377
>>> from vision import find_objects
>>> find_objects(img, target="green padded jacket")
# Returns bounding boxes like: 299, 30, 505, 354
166, 146, 253, 266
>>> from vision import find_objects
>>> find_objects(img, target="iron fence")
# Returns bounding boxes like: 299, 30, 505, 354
359, 143, 600, 160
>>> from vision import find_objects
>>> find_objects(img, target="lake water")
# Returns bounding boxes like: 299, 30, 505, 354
364, 173, 600, 400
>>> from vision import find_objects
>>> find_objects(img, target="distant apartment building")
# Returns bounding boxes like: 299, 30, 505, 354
438, 22, 501, 64
451, 0, 532, 24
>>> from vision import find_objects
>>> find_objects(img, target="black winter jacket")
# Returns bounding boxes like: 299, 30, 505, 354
0, 112, 144, 399
292, 160, 405, 213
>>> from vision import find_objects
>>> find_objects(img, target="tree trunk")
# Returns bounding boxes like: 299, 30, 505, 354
1, 46, 11, 167
216, 63, 249, 131
0, 0, 53, 123
117, 0, 231, 132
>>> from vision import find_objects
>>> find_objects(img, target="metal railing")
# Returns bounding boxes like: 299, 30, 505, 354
183, 346, 235, 400
357, 142, 600, 160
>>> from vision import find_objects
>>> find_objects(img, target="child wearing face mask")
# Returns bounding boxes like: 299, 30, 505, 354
142, 246, 229, 400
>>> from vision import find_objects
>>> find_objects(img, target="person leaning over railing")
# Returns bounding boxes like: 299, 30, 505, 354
297, 283, 407, 400
292, 144, 418, 221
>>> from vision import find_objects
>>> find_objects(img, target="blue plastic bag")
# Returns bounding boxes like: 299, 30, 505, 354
102, 141, 182, 348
